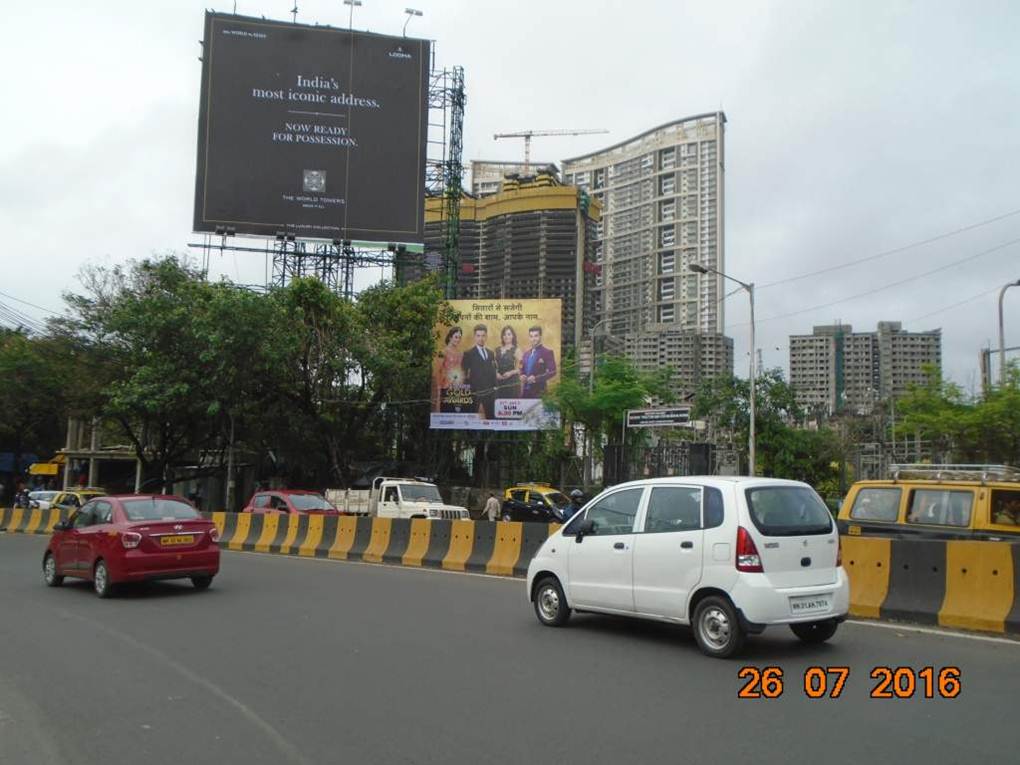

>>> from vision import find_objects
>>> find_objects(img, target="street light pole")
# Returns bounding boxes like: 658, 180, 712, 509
403, 8, 422, 36
998, 279, 1020, 387
748, 281, 756, 475
343, 0, 362, 30
689, 263, 756, 475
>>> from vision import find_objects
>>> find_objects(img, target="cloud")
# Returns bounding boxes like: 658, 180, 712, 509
0, 0, 1017, 386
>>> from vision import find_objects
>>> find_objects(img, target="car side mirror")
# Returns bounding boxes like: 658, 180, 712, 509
575, 518, 595, 541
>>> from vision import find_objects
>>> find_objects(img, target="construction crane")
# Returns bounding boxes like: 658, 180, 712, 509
493, 128, 609, 175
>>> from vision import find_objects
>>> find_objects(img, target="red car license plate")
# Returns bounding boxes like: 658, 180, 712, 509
160, 535, 195, 546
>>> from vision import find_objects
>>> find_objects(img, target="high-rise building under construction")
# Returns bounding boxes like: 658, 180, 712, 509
418, 172, 601, 352
561, 112, 732, 391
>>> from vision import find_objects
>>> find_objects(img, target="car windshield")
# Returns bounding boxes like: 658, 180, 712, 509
545, 492, 571, 509
399, 484, 443, 502
122, 498, 200, 521
744, 486, 833, 536
30, 491, 58, 500
288, 493, 335, 511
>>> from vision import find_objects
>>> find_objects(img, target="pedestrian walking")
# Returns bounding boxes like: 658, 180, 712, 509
484, 492, 500, 522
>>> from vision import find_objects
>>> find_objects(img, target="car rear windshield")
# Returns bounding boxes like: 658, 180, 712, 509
744, 486, 833, 536
288, 493, 335, 511
122, 499, 200, 521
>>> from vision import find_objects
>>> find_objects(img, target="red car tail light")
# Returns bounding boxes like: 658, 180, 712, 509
736, 526, 764, 572
122, 531, 142, 549
209, 526, 220, 543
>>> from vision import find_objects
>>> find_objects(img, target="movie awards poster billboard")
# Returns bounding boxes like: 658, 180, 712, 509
431, 299, 563, 431
194, 12, 429, 242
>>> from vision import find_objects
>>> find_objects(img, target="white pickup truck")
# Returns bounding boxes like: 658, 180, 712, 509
326, 477, 470, 520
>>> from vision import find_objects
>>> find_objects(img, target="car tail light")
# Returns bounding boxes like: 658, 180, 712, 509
836, 535, 842, 566
209, 526, 220, 543
736, 526, 763, 572
122, 531, 142, 549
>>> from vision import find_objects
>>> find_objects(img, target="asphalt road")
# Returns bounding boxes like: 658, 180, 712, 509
2, 533, 1018, 765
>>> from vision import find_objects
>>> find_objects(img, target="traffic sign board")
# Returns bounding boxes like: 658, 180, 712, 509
626, 407, 692, 428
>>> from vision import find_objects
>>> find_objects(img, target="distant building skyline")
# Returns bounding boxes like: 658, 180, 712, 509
789, 321, 942, 414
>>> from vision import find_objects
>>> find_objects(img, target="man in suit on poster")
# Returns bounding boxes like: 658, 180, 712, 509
462, 323, 498, 420
520, 325, 557, 398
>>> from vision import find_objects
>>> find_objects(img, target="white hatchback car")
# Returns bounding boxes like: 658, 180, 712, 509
527, 477, 849, 657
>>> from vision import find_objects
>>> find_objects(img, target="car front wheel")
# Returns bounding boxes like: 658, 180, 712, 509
790, 619, 838, 644
692, 596, 745, 658
43, 553, 63, 587
533, 577, 570, 627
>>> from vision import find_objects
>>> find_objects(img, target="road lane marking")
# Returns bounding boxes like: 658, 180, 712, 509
846, 618, 1020, 646
56, 608, 313, 765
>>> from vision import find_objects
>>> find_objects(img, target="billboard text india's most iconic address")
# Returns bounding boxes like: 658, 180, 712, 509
431, 300, 562, 431
194, 13, 429, 242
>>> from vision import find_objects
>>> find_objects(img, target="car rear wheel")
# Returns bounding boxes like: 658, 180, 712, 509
191, 576, 213, 590
43, 553, 63, 587
533, 577, 570, 627
93, 560, 113, 599
790, 619, 838, 644
693, 596, 745, 658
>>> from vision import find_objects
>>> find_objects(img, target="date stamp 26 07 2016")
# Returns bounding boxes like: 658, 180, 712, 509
737, 666, 962, 700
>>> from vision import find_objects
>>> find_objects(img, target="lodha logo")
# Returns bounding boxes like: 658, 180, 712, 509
389, 46, 412, 60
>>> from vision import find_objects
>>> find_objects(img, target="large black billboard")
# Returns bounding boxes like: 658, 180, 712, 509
194, 13, 429, 242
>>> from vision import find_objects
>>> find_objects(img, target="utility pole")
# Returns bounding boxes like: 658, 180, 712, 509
999, 279, 1020, 386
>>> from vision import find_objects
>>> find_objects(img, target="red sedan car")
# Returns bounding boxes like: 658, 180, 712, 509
241, 489, 341, 515
43, 495, 220, 598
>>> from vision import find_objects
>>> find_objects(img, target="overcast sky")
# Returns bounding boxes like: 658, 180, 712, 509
1, 0, 1018, 389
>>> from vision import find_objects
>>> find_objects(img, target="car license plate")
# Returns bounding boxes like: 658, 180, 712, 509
160, 535, 195, 546
790, 594, 831, 615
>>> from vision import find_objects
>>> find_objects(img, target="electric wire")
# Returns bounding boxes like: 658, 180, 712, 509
755, 206, 1020, 290
732, 235, 1020, 327
0, 289, 61, 316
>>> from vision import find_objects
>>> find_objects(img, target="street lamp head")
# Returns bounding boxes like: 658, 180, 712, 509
688, 263, 709, 274
343, 0, 362, 6
403, 7, 422, 34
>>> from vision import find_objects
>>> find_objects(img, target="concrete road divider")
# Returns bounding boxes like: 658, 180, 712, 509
843, 535, 1019, 636
1, 507, 69, 534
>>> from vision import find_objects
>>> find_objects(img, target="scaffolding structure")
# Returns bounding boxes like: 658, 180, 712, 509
424, 65, 466, 299
190, 59, 465, 299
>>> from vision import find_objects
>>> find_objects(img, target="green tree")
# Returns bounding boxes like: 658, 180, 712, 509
263, 275, 457, 487
545, 354, 674, 486
60, 256, 273, 491
897, 363, 1020, 464
0, 330, 70, 475
693, 367, 844, 484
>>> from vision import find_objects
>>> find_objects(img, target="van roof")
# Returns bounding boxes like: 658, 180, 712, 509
851, 479, 1018, 489
608, 476, 808, 489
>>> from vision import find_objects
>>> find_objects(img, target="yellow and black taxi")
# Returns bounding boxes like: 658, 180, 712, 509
50, 488, 107, 512
502, 483, 573, 523
837, 464, 1020, 541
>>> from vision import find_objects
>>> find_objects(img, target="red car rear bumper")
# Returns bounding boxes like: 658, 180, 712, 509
110, 549, 220, 582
